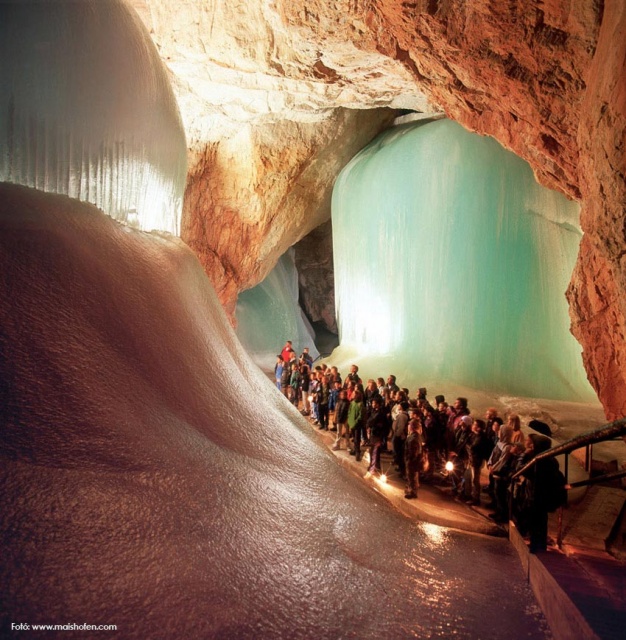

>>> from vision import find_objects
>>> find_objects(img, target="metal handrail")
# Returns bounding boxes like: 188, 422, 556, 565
511, 418, 626, 481
508, 417, 626, 548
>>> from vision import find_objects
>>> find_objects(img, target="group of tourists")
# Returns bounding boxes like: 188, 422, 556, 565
274, 341, 566, 553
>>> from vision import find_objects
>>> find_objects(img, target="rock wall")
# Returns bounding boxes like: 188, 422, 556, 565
568, 0, 626, 419
293, 219, 336, 334
182, 108, 396, 316
132, 0, 626, 417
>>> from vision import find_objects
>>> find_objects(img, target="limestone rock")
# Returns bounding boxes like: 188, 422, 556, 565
294, 219, 336, 334
182, 107, 396, 316
569, 0, 626, 420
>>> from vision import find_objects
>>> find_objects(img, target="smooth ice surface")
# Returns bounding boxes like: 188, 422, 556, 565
236, 249, 319, 369
0, 0, 187, 234
0, 184, 550, 639
332, 119, 595, 402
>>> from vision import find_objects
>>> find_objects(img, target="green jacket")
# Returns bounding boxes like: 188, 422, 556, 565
347, 400, 365, 430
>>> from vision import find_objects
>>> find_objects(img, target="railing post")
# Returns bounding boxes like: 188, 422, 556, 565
557, 505, 563, 548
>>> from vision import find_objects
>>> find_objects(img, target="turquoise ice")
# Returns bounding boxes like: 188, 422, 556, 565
236, 250, 319, 369
331, 118, 595, 402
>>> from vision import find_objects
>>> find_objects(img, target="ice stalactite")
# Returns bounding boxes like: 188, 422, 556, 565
236, 249, 319, 370
331, 119, 595, 402
0, 0, 186, 234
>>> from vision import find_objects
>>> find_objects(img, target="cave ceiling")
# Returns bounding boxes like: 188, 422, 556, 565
130, 0, 626, 418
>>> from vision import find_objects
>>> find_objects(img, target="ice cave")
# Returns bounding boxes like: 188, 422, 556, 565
1, 0, 625, 638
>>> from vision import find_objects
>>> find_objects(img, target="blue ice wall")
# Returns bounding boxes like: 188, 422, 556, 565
0, 0, 187, 234
332, 119, 595, 401
236, 250, 319, 369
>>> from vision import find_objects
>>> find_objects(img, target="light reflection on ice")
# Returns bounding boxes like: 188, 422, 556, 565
417, 522, 449, 548
0, 0, 187, 234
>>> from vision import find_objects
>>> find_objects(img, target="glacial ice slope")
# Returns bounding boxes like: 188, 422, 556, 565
0, 185, 548, 639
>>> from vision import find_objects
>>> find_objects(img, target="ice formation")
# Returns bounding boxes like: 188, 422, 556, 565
0, 184, 549, 638
331, 118, 596, 402
236, 249, 319, 369
0, 0, 186, 234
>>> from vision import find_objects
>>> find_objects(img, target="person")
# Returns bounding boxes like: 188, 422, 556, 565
392, 401, 410, 479
364, 379, 381, 410
289, 362, 301, 406
449, 415, 472, 497
465, 419, 489, 505
309, 369, 321, 424
345, 364, 361, 387
445, 397, 470, 454
280, 340, 295, 365
300, 364, 311, 415
280, 360, 291, 398
385, 375, 400, 395
488, 424, 523, 523
274, 355, 283, 391
300, 347, 313, 368
347, 390, 366, 461
332, 390, 351, 450
484, 408, 502, 456
512, 433, 564, 553
365, 397, 389, 477
317, 375, 331, 430
328, 381, 340, 430
404, 417, 424, 499
422, 403, 443, 480
506, 413, 524, 444
329, 366, 342, 386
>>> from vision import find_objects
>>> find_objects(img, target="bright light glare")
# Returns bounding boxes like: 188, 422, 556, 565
419, 522, 447, 547
445, 461, 454, 472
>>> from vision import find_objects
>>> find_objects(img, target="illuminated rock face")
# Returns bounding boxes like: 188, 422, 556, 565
132, 0, 625, 416
0, 0, 187, 234
182, 108, 397, 316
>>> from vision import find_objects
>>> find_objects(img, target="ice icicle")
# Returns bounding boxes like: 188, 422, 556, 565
0, 0, 186, 234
